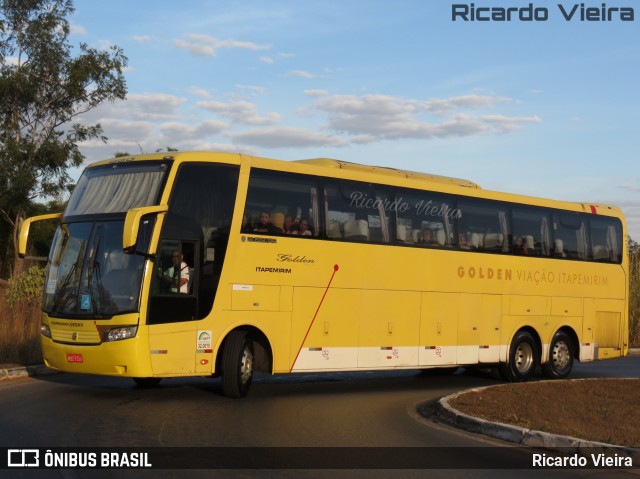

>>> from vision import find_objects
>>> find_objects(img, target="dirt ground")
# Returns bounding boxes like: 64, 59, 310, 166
447, 378, 640, 448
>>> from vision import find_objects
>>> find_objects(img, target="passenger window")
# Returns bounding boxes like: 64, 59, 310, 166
552, 213, 588, 259
589, 216, 622, 263
245, 169, 321, 237
324, 181, 391, 243
512, 207, 551, 256
457, 199, 509, 253
394, 189, 457, 247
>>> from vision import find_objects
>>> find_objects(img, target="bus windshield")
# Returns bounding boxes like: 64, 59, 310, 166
43, 221, 147, 318
65, 161, 169, 216
42, 160, 169, 318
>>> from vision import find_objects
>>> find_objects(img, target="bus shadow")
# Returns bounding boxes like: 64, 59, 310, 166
32, 367, 506, 401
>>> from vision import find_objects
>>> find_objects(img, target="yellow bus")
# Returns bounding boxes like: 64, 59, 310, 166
19, 152, 629, 397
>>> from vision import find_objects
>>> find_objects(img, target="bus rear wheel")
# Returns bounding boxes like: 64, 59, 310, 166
221, 330, 254, 398
499, 331, 538, 382
541, 332, 574, 379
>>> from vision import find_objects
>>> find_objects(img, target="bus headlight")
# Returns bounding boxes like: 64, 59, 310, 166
41, 322, 51, 338
104, 326, 138, 342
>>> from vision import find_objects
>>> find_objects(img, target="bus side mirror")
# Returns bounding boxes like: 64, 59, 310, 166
18, 213, 63, 258
123, 205, 167, 254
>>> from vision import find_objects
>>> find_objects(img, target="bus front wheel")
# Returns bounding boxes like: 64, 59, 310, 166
500, 331, 538, 382
541, 332, 574, 379
221, 330, 254, 398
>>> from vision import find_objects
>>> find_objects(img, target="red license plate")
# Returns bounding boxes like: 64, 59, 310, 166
66, 353, 84, 363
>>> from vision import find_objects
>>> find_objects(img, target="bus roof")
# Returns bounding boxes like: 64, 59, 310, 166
86, 152, 623, 218
295, 158, 481, 189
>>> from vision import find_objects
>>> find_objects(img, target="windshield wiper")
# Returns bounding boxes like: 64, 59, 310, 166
51, 261, 77, 314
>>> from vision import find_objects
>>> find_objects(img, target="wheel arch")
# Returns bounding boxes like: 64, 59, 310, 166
215, 325, 273, 376
548, 326, 580, 363
511, 325, 542, 360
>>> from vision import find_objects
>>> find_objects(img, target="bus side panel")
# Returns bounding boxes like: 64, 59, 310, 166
582, 298, 595, 361
419, 292, 459, 366
148, 324, 197, 375
477, 294, 502, 363
593, 298, 625, 359
290, 287, 359, 371
357, 290, 420, 368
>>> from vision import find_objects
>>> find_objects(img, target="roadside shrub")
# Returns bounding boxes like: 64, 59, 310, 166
5, 266, 46, 306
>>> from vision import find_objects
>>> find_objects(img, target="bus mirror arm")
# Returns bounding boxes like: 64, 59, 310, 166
122, 205, 168, 254
18, 213, 63, 258
127, 250, 157, 262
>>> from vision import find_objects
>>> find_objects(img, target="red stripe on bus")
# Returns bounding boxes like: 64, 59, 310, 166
290, 264, 339, 372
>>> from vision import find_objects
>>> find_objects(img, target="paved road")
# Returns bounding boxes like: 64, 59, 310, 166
0, 355, 638, 478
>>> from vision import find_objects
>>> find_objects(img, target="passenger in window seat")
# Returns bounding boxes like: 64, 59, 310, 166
254, 211, 282, 234
292, 218, 312, 236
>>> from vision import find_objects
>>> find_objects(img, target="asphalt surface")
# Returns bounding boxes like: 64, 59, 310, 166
2, 350, 639, 467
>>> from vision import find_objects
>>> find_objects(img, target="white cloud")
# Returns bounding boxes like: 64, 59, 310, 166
197, 100, 280, 125
160, 119, 228, 139
174, 38, 215, 56
131, 35, 155, 43
174, 34, 270, 57
304, 89, 329, 97
235, 84, 266, 95
77, 87, 540, 164
288, 70, 315, 79
230, 127, 347, 149
313, 94, 540, 141
421, 94, 511, 116
71, 24, 87, 35
481, 114, 542, 132
260, 56, 274, 64
622, 179, 640, 193
187, 86, 213, 99
111, 93, 187, 120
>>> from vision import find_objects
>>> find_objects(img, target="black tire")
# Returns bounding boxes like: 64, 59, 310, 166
541, 331, 574, 379
499, 331, 538, 382
221, 330, 254, 398
133, 377, 162, 388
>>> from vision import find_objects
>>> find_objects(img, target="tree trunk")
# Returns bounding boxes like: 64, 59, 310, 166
12, 212, 25, 279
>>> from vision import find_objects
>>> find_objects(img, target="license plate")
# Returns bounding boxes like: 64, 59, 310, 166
66, 353, 84, 363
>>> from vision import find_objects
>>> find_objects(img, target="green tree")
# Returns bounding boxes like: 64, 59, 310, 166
0, 0, 127, 278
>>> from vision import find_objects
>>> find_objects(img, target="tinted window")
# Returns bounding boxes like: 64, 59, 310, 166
394, 189, 457, 247
457, 199, 509, 253
245, 169, 321, 237
324, 180, 391, 243
512, 207, 551, 256
552, 212, 588, 260
589, 216, 622, 263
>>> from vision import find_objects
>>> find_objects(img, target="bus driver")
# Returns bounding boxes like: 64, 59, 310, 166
162, 250, 190, 294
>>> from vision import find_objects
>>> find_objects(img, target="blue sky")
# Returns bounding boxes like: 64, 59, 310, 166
69, 0, 640, 240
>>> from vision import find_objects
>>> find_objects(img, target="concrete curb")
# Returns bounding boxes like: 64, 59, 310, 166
430, 381, 640, 466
